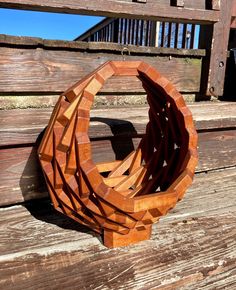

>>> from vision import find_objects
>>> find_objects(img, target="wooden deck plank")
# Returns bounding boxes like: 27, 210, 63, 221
0, 0, 220, 23
1, 214, 235, 290
0, 168, 235, 289
0, 102, 236, 206
0, 132, 236, 206
1, 102, 236, 147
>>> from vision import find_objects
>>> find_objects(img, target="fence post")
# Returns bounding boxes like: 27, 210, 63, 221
206, 0, 233, 97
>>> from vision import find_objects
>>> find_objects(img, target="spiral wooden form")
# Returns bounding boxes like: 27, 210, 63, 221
38, 61, 198, 248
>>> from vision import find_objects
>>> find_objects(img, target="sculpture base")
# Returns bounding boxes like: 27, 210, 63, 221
104, 225, 152, 248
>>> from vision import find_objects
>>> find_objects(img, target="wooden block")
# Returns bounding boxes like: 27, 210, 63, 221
114, 166, 145, 191
59, 93, 82, 125
59, 112, 77, 152
97, 63, 115, 80
65, 139, 77, 175
111, 61, 141, 76
108, 150, 136, 177
129, 148, 142, 173
103, 175, 127, 187
96, 160, 122, 172
104, 225, 152, 248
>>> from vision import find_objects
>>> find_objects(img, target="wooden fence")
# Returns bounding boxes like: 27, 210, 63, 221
0, 0, 234, 97
76, 18, 199, 50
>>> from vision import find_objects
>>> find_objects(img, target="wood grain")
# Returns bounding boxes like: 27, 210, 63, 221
0, 0, 220, 23
0, 147, 48, 205
0, 168, 235, 289
0, 102, 236, 207
0, 129, 236, 206
0, 34, 206, 57
207, 0, 233, 96
232, 0, 236, 16
0, 46, 202, 93
1, 102, 236, 147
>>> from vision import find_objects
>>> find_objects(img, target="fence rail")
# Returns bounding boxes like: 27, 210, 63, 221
76, 18, 199, 49
0, 0, 235, 97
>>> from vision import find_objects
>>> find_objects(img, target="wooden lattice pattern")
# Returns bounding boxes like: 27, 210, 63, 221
38, 61, 198, 247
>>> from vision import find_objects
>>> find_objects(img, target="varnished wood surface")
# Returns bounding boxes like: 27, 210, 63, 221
0, 167, 235, 289
0, 45, 202, 93
35, 60, 198, 246
1, 102, 236, 147
0, 0, 220, 23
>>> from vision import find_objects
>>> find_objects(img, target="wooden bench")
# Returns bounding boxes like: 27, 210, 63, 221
1, 102, 236, 289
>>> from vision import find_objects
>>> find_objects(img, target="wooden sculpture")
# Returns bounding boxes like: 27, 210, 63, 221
38, 61, 198, 248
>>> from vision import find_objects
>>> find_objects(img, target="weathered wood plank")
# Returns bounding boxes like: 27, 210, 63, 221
1, 214, 235, 289
0, 0, 220, 23
207, 0, 233, 96
197, 130, 236, 171
0, 167, 236, 289
1, 102, 236, 147
1, 167, 235, 253
0, 34, 206, 57
232, 0, 236, 16
0, 147, 48, 205
0, 102, 236, 206
0, 131, 236, 206
0, 45, 202, 93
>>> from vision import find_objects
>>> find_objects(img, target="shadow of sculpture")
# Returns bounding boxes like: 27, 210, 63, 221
20, 117, 139, 234
90, 117, 139, 160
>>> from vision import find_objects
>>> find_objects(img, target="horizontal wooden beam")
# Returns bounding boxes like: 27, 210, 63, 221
0, 132, 236, 206
0, 167, 236, 288
0, 103, 236, 206
1, 102, 236, 147
0, 0, 220, 23
0, 34, 206, 57
0, 35, 203, 94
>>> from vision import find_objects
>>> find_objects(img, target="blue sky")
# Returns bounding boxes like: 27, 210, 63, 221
0, 8, 199, 48
0, 8, 104, 40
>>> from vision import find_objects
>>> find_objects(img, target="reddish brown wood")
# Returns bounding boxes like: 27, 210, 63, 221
38, 61, 198, 247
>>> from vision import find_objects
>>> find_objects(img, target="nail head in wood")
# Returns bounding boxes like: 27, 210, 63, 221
170, 0, 185, 7
211, 0, 221, 10
133, 0, 147, 3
